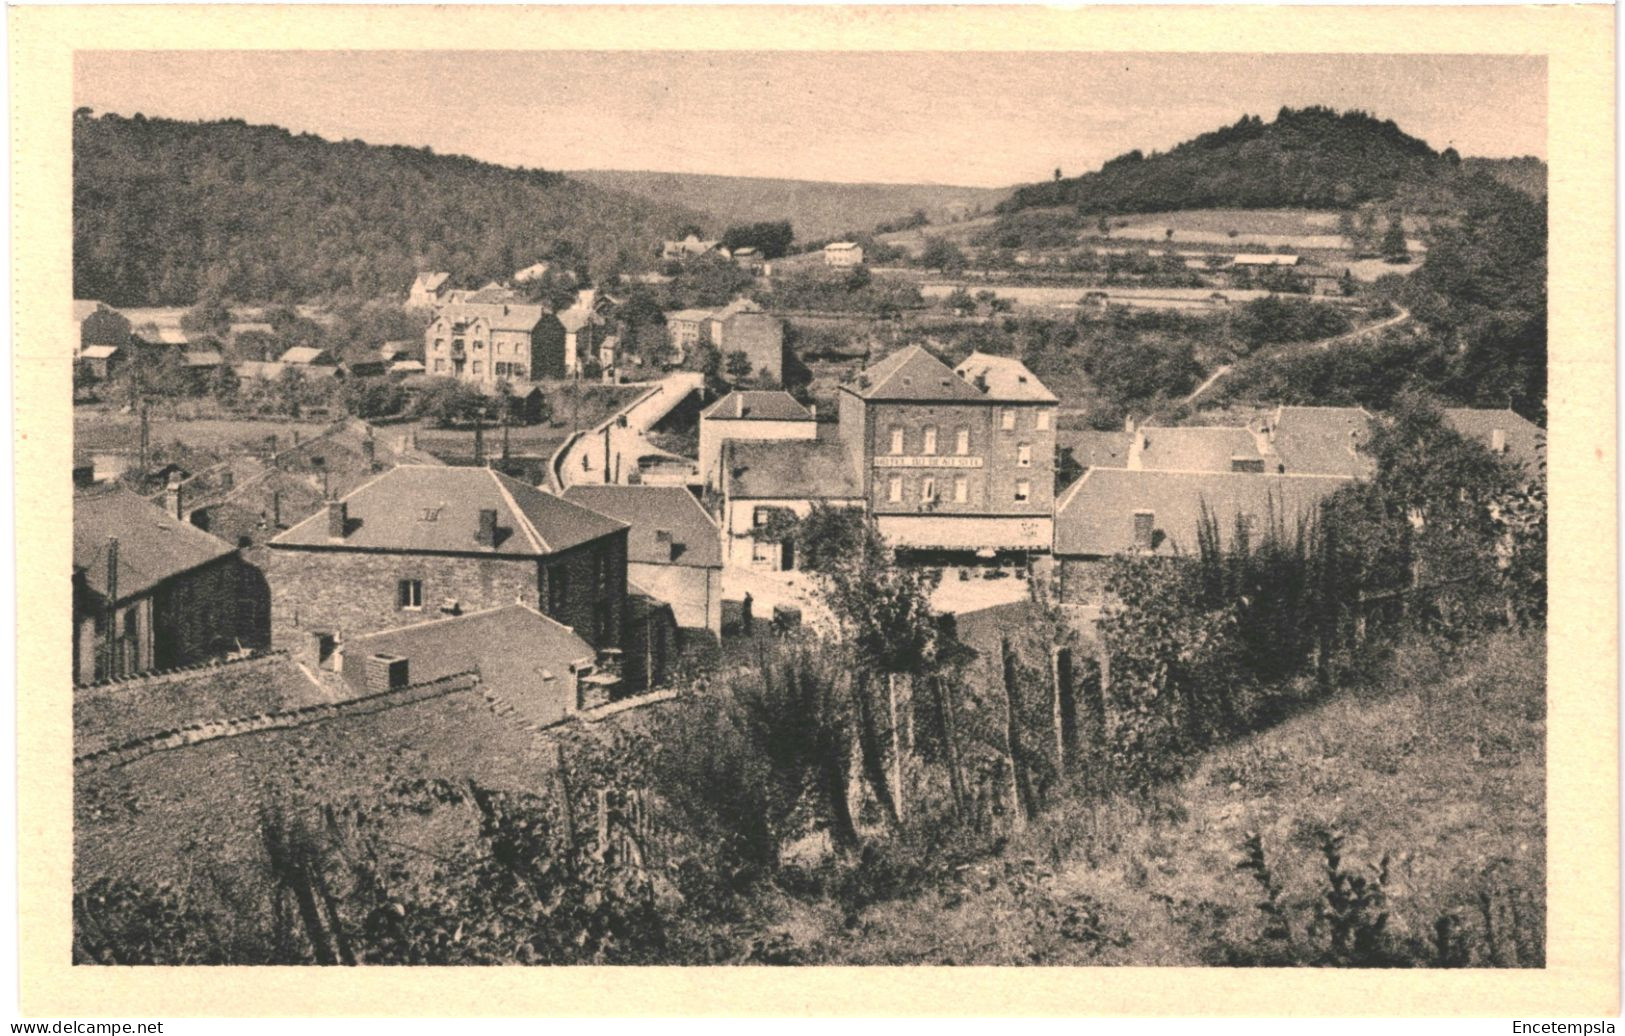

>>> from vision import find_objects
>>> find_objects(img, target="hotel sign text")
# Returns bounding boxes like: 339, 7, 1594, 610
874, 456, 984, 469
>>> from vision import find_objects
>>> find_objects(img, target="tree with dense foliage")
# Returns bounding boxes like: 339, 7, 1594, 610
720, 221, 794, 260
1381, 215, 1411, 262
919, 236, 967, 273
73, 113, 708, 305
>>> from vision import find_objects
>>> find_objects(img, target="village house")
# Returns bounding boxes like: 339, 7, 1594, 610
424, 301, 568, 383
720, 439, 864, 570
407, 272, 452, 309
562, 484, 724, 635
277, 345, 336, 368
698, 390, 818, 488
1051, 468, 1353, 602
512, 261, 553, 284
1442, 407, 1546, 477
823, 241, 864, 268
73, 487, 267, 684
661, 234, 722, 262
836, 346, 1058, 556
1258, 405, 1377, 478
665, 308, 713, 358
558, 294, 604, 375
265, 465, 630, 666
78, 345, 121, 380
338, 603, 611, 727
73, 300, 131, 360
705, 298, 785, 383
730, 247, 769, 276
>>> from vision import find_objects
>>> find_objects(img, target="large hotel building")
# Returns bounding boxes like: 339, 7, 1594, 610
836, 346, 1057, 554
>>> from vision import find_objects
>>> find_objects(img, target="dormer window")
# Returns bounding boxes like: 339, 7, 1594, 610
419, 507, 441, 522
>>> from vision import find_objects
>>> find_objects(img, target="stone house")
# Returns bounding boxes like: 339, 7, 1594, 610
720, 439, 864, 570
824, 241, 864, 268
837, 346, 1057, 555
73, 487, 267, 684
698, 390, 818, 488
265, 466, 630, 666
407, 272, 452, 310
705, 299, 785, 384
1051, 468, 1351, 602
562, 484, 724, 635
425, 302, 567, 383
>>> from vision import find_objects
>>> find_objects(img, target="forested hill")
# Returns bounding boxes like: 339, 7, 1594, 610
72, 113, 710, 307
569, 169, 1011, 243
1463, 156, 1548, 199
999, 107, 1453, 215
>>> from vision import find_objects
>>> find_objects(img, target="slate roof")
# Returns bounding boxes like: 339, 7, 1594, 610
1267, 406, 1377, 478
709, 298, 763, 323
701, 390, 814, 421
412, 272, 450, 292
1134, 426, 1265, 472
74, 488, 235, 602
953, 352, 1058, 403
1059, 430, 1132, 471
668, 308, 714, 324
845, 345, 985, 402
73, 300, 104, 322
1054, 469, 1352, 558
388, 360, 426, 374
80, 345, 120, 360
1442, 408, 1546, 475
341, 604, 594, 728
561, 485, 722, 569
270, 465, 625, 556
724, 440, 862, 500
182, 350, 224, 368
437, 301, 551, 334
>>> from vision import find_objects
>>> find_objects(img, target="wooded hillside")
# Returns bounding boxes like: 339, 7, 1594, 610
1000, 107, 1452, 215
73, 112, 709, 306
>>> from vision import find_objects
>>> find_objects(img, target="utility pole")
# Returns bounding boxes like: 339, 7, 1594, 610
473, 406, 486, 467
137, 399, 149, 477
103, 537, 119, 680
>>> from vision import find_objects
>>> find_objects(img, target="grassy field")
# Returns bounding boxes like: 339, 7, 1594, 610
776, 630, 1545, 965
75, 413, 333, 454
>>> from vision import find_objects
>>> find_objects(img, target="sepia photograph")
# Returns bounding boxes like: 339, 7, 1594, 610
11, 1, 1616, 1019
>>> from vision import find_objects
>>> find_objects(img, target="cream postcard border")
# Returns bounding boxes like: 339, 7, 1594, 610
11, 4, 1617, 1017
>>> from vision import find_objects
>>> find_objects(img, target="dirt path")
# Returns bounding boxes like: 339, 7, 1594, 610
1181, 304, 1411, 408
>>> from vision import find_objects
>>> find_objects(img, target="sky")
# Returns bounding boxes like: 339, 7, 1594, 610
75, 51, 1546, 188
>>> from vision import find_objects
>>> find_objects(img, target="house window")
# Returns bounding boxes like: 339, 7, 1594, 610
954, 475, 969, 503
1001, 408, 1016, 431
434, 338, 445, 351
472, 361, 483, 375
1017, 443, 1032, 467
888, 475, 903, 503
512, 366, 526, 379
922, 425, 938, 455
434, 359, 446, 373
753, 507, 770, 527
1015, 480, 1030, 502
474, 339, 484, 350
956, 427, 970, 455
889, 426, 904, 455
922, 477, 937, 503
1036, 409, 1052, 431
397, 579, 423, 610
453, 338, 465, 351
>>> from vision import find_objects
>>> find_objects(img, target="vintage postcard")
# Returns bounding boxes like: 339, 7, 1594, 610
11, 2, 1617, 1018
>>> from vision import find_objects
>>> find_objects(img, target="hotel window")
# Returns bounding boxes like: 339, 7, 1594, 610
1017, 443, 1032, 467
1000, 408, 1016, 431
890, 426, 904, 455
922, 425, 938, 455
1015, 480, 1031, 503
921, 477, 937, 503
888, 475, 903, 503
956, 427, 970, 455
396, 579, 423, 610
1036, 410, 1051, 431
954, 475, 969, 503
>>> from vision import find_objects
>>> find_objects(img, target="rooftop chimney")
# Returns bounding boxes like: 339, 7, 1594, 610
476, 508, 498, 547
1231, 456, 1265, 473
1124, 415, 1136, 434
1491, 427, 1507, 454
362, 428, 376, 470
327, 500, 348, 540
1133, 510, 1155, 552
366, 652, 409, 693
165, 474, 183, 520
